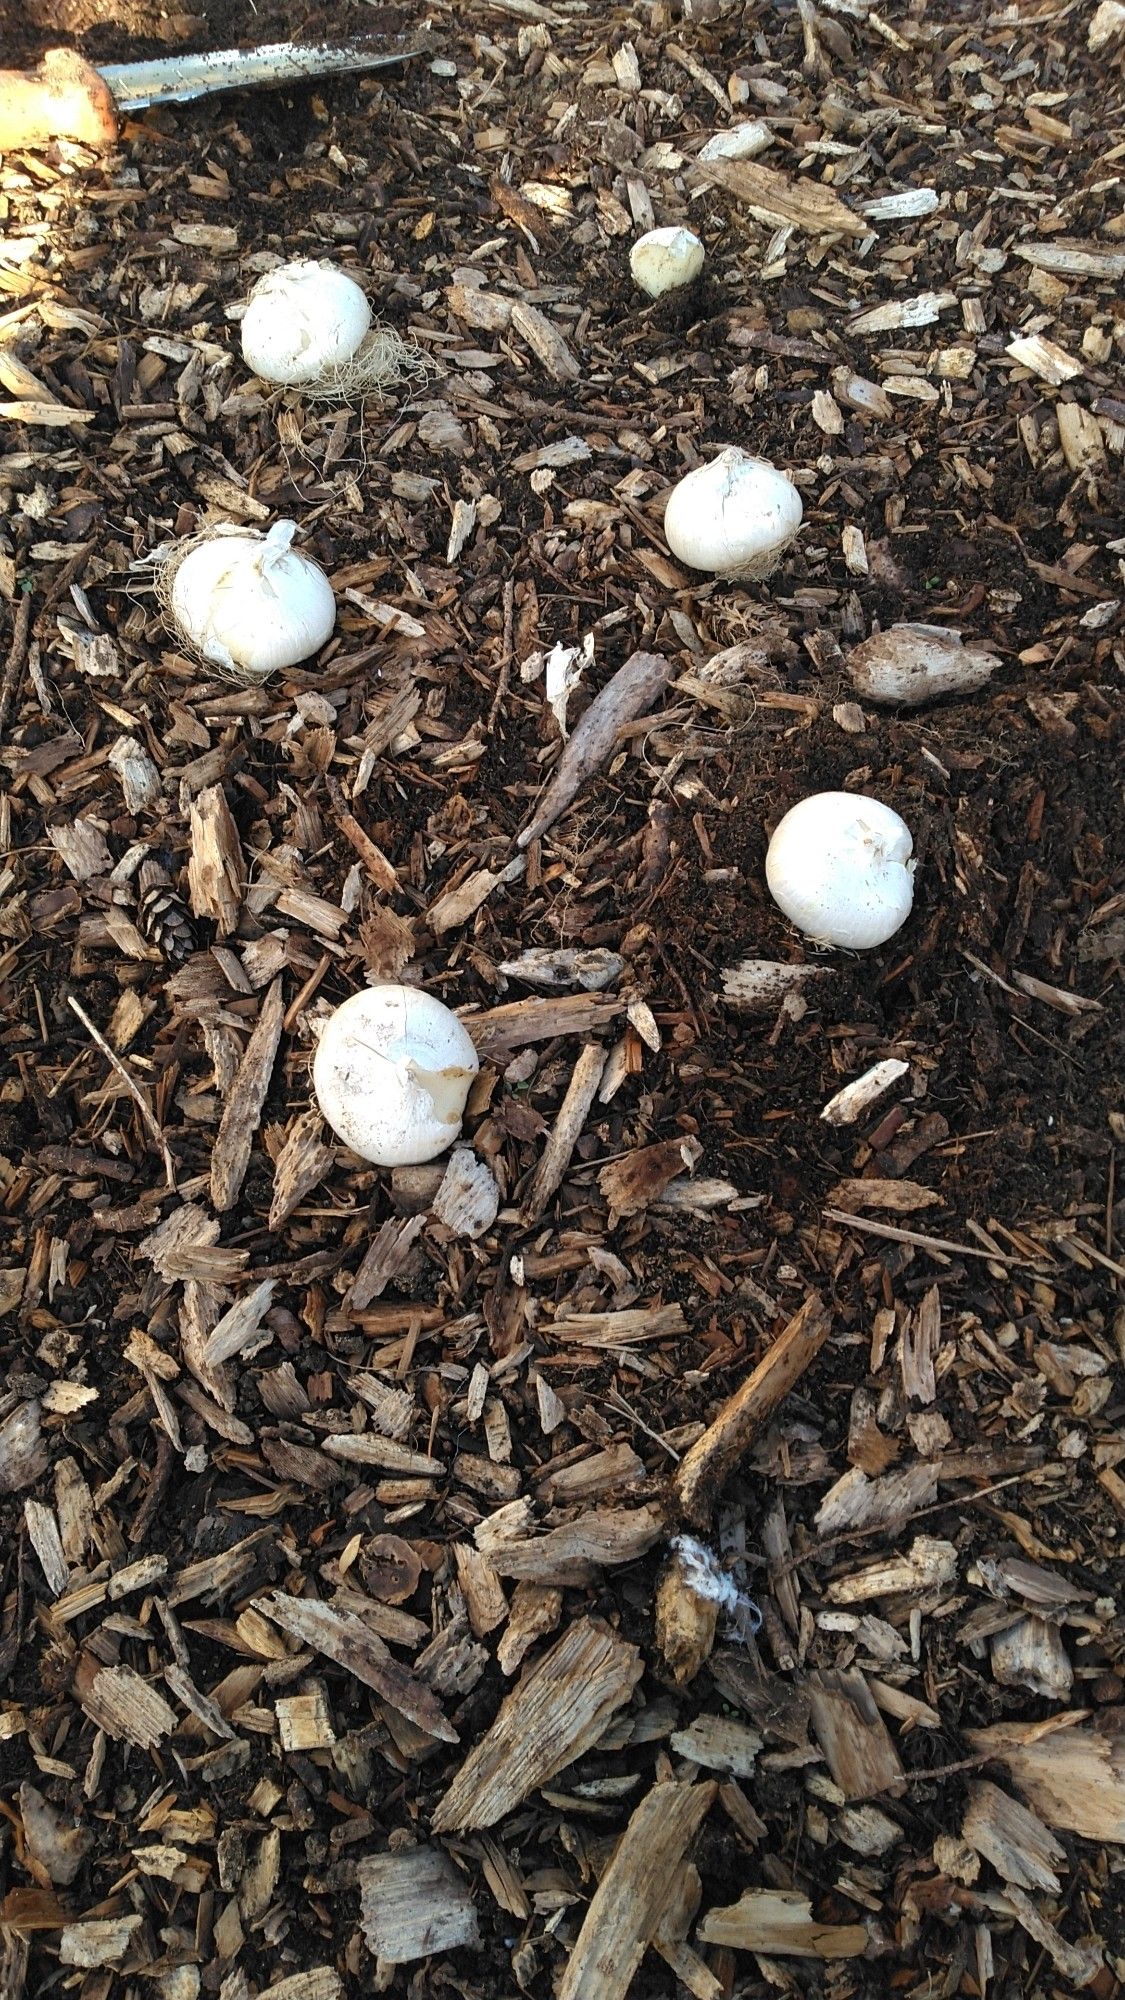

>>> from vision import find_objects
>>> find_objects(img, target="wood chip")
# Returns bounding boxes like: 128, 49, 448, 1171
210, 977, 285, 1212
358, 1848, 481, 1965
432, 1618, 643, 1831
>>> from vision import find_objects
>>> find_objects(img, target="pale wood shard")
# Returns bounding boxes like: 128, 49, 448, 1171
431, 1617, 643, 1832
698, 1889, 868, 1959
1013, 239, 1125, 279
548, 1303, 686, 1346
48, 815, 112, 882
188, 783, 243, 936
825, 1535, 958, 1605
463, 991, 626, 1059
276, 1686, 336, 1752
210, 977, 285, 1212
1057, 402, 1107, 474
672, 1294, 832, 1527
58, 1918, 143, 1969
962, 1780, 1065, 1893
517, 651, 673, 849
0, 1400, 48, 1493
475, 1500, 664, 1583
432, 1146, 501, 1239
256, 1974, 343, 2000
268, 1110, 335, 1231
598, 1135, 702, 1217
960, 1720, 1120, 1840
557, 1780, 717, 2000
358, 1848, 481, 1964
690, 155, 866, 236
454, 1545, 509, 1637
427, 858, 523, 935
652, 1864, 723, 2000
848, 288, 957, 333
497, 1581, 563, 1675
813, 1461, 937, 1538
76, 1661, 178, 1749
499, 945, 625, 990
201, 1279, 275, 1369
107, 733, 161, 813
23, 1499, 69, 1596
901, 1284, 943, 1403
990, 1615, 1073, 1701
821, 1058, 909, 1126
520, 1042, 607, 1222
1005, 333, 1082, 385
255, 1592, 458, 1744
830, 1178, 942, 1215
165, 1528, 272, 1608
322, 1433, 442, 1475
807, 1669, 904, 1801
656, 1545, 722, 1686
346, 1214, 426, 1309
510, 301, 580, 382
670, 1715, 762, 1776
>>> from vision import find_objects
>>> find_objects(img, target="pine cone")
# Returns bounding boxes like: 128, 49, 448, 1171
138, 858, 197, 964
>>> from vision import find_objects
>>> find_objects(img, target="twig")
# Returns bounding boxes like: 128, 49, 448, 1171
67, 995, 176, 1189
487, 577, 515, 733
0, 593, 33, 747
821, 1207, 1051, 1270
671, 1293, 832, 1528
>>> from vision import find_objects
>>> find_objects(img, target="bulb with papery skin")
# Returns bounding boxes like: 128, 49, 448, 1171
630, 226, 705, 298
313, 984, 480, 1167
765, 792, 915, 949
664, 447, 803, 579
168, 521, 335, 681
241, 260, 372, 386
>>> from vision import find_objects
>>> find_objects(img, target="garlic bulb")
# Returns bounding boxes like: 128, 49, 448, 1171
664, 448, 803, 579
630, 226, 705, 298
766, 792, 915, 950
846, 624, 1000, 708
313, 984, 480, 1168
242, 260, 372, 386
167, 521, 335, 683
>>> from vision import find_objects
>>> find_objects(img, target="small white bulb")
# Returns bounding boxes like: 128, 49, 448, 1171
241, 260, 372, 386
765, 792, 915, 950
629, 226, 705, 298
846, 624, 1000, 708
313, 984, 479, 1168
168, 521, 335, 682
664, 447, 803, 579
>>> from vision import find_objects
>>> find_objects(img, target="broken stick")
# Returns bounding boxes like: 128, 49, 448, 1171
671, 1293, 832, 1527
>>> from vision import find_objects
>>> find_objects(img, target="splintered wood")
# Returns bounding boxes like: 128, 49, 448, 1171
432, 1619, 642, 1831
358, 1848, 481, 1966
558, 1781, 717, 2000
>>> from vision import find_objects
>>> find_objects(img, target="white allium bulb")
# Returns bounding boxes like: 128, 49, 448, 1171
630, 226, 705, 298
241, 260, 372, 386
845, 623, 1000, 708
765, 792, 915, 950
169, 521, 336, 681
313, 984, 480, 1168
663, 447, 803, 579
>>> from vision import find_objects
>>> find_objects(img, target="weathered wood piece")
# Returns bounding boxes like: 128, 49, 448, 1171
557, 1780, 717, 2000
210, 976, 285, 1211
672, 1295, 832, 1526
432, 1618, 642, 1831
358, 1847, 481, 1965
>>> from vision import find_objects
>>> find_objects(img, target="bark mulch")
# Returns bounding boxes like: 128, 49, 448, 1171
1, 0, 1124, 1995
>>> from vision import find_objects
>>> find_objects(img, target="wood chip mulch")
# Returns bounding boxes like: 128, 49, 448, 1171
1, 0, 1124, 1994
